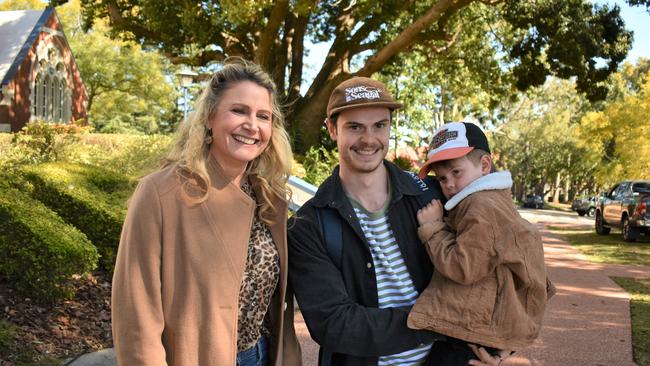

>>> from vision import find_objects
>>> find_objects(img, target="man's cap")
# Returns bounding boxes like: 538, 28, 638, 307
418, 122, 491, 179
326, 77, 403, 118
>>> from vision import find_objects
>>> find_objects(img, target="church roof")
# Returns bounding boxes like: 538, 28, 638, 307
0, 8, 53, 86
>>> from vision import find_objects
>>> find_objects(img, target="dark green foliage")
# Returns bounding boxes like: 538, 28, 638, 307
21, 163, 133, 272
0, 180, 98, 303
301, 146, 339, 186
391, 156, 414, 171
504, 0, 633, 101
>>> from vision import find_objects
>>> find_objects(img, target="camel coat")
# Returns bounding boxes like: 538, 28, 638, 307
112, 157, 301, 365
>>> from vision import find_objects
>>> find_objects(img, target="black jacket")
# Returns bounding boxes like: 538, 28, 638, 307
288, 161, 445, 366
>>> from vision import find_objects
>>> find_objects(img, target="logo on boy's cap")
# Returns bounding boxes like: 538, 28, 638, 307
327, 77, 403, 118
429, 129, 459, 150
418, 122, 491, 179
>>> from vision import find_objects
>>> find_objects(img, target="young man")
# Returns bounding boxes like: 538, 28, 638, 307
288, 77, 506, 366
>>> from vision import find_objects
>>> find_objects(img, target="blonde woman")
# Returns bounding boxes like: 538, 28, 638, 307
112, 59, 301, 366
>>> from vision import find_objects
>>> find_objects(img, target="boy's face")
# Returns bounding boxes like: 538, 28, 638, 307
327, 106, 391, 175
433, 154, 490, 199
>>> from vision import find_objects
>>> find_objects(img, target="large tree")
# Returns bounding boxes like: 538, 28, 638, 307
57, 0, 179, 134
54, 0, 647, 152
492, 78, 595, 202
577, 60, 650, 184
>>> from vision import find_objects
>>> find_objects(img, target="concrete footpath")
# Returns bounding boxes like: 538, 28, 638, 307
68, 209, 649, 366
507, 210, 650, 366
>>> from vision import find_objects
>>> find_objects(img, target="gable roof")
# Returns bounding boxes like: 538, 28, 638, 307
0, 7, 53, 86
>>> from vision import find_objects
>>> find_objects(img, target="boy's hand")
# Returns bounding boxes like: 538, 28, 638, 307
417, 199, 443, 226
467, 344, 513, 366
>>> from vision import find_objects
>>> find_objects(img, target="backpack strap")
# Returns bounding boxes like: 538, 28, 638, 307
317, 207, 343, 269
315, 208, 340, 366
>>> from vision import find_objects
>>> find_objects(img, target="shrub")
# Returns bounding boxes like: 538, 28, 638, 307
0, 182, 98, 303
301, 146, 339, 186
62, 134, 172, 178
21, 162, 132, 272
392, 155, 414, 171
11, 121, 91, 164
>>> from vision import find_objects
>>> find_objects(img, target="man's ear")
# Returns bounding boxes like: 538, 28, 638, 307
325, 118, 337, 141
480, 154, 492, 175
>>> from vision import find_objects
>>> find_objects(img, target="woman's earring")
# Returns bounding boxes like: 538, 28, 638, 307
205, 128, 213, 145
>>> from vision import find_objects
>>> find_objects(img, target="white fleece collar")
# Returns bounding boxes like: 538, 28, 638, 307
444, 171, 512, 211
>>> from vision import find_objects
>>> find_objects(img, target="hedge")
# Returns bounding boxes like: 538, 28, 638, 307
0, 183, 98, 303
21, 162, 133, 272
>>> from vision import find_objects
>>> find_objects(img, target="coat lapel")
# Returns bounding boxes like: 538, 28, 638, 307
203, 157, 255, 275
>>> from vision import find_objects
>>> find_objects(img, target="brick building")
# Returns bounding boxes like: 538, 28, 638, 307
0, 7, 87, 132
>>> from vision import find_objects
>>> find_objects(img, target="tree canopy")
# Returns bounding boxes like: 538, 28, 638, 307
577, 61, 650, 184
57, 1, 180, 133
49, 0, 650, 152
488, 58, 650, 202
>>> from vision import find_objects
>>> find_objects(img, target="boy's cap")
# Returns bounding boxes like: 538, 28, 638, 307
327, 77, 403, 118
418, 122, 491, 179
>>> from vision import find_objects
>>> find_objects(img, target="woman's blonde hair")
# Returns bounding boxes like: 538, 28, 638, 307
165, 58, 292, 224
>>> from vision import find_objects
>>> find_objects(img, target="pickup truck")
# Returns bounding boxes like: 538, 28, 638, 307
595, 180, 650, 242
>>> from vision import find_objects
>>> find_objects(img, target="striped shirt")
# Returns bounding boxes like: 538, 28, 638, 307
350, 197, 432, 366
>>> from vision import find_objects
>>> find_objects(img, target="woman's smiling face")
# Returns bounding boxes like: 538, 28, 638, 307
208, 80, 273, 173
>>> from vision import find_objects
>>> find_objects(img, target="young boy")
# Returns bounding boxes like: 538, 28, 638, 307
407, 122, 554, 365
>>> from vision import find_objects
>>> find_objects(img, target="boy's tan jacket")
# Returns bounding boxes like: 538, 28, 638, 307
112, 157, 301, 365
408, 186, 554, 350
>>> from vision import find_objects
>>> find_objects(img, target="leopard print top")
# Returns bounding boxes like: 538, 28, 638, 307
236, 181, 280, 352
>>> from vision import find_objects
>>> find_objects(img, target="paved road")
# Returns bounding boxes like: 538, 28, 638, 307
70, 208, 650, 366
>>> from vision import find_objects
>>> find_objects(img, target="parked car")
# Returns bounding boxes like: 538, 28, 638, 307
523, 194, 544, 209
571, 196, 598, 216
595, 180, 650, 242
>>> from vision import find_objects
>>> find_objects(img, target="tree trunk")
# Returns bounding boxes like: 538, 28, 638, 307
563, 173, 571, 203
289, 73, 349, 153
552, 172, 561, 203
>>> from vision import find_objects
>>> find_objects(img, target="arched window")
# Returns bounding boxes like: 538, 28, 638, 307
33, 74, 41, 117
31, 55, 71, 123
49, 76, 56, 120
57, 79, 65, 121
53, 77, 60, 122
41, 75, 48, 118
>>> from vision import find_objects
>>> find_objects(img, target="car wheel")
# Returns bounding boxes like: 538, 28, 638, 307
622, 216, 640, 242
578, 211, 586, 216
587, 207, 596, 217
595, 211, 611, 235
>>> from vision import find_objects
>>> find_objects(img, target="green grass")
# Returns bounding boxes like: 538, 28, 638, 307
612, 277, 650, 366
543, 201, 572, 212
546, 226, 650, 266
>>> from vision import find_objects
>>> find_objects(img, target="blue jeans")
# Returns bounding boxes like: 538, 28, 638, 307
236, 336, 268, 366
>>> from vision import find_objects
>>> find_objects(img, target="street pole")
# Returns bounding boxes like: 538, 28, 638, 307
183, 87, 188, 121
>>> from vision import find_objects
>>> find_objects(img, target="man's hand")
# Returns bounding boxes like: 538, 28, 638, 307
467, 344, 512, 366
417, 199, 444, 226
